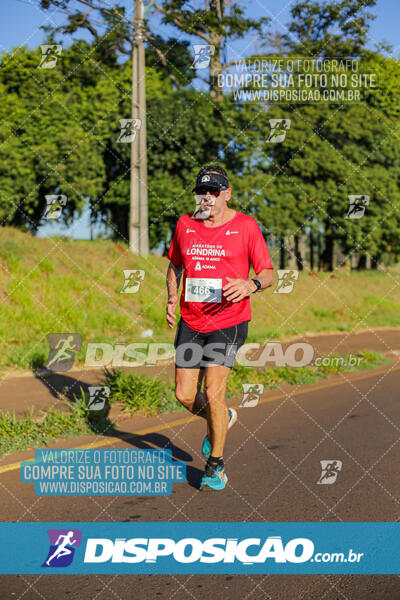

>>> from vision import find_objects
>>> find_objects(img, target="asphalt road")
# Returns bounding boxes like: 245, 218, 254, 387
1, 360, 400, 599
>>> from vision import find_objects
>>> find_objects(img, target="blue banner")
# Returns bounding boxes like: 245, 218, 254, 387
0, 522, 399, 574
20, 449, 186, 496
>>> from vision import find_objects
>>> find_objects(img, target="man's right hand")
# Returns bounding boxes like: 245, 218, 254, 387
166, 296, 178, 328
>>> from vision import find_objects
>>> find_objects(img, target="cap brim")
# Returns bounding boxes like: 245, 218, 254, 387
192, 185, 226, 193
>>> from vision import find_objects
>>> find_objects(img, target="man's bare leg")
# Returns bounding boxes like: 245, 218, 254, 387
175, 367, 207, 419
203, 365, 231, 457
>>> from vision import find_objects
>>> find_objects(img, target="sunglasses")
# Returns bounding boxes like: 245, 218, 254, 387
195, 187, 223, 196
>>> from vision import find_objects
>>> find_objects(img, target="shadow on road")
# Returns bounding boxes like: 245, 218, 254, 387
33, 369, 105, 404
101, 427, 204, 490
32, 370, 204, 489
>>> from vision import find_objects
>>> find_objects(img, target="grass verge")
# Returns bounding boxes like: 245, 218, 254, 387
226, 350, 390, 398
1, 227, 400, 371
0, 350, 391, 457
0, 398, 113, 458
101, 366, 185, 415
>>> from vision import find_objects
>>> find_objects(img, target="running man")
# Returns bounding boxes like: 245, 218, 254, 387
45, 531, 77, 566
46, 335, 77, 368
166, 164, 274, 491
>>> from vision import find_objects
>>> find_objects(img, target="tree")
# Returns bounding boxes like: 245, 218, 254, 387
244, 0, 400, 271
284, 0, 377, 57
153, 0, 270, 100
39, 0, 195, 89
39, 0, 198, 255
0, 41, 108, 231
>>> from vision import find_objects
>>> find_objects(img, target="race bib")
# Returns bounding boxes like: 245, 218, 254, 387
185, 278, 222, 303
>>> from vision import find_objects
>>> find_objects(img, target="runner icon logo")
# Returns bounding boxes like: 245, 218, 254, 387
87, 386, 110, 411
317, 460, 343, 485
42, 529, 82, 567
267, 118, 291, 143
240, 383, 264, 407
120, 269, 145, 294
191, 45, 215, 70
45, 333, 81, 372
43, 194, 67, 220
274, 270, 299, 294
38, 44, 62, 69
345, 195, 370, 219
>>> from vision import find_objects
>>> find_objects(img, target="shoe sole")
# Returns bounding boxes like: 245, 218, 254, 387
199, 476, 228, 492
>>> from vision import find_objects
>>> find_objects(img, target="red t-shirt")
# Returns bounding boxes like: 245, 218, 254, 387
167, 211, 274, 333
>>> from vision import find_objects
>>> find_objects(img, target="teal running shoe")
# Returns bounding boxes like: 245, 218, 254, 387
201, 408, 237, 458
199, 463, 227, 491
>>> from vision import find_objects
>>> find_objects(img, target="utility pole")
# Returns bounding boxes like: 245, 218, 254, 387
130, 0, 149, 256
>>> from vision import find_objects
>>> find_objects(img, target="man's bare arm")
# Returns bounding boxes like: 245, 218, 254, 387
166, 261, 183, 299
166, 261, 183, 327
251, 268, 275, 292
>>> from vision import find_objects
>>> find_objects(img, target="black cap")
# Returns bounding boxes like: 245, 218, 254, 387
192, 172, 229, 193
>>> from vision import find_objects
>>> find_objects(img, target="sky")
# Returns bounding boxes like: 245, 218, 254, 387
2, 0, 399, 240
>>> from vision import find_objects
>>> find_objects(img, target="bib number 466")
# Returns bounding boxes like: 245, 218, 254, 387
191, 285, 214, 295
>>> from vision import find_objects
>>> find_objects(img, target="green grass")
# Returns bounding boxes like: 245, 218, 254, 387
225, 350, 390, 398
100, 367, 185, 416
1, 226, 400, 371
96, 351, 390, 407
0, 351, 391, 457
0, 399, 113, 458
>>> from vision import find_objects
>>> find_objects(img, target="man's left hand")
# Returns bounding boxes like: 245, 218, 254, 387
223, 277, 256, 303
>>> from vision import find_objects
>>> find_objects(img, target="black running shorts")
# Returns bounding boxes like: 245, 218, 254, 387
174, 318, 249, 369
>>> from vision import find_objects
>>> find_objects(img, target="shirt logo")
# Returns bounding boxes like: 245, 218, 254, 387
225, 230, 238, 235
195, 261, 202, 271
186, 228, 195, 233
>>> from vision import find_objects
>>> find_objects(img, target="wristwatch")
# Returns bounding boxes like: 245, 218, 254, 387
251, 278, 262, 293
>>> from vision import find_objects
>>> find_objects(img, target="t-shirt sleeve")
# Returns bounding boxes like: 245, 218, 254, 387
167, 220, 183, 267
248, 218, 274, 272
